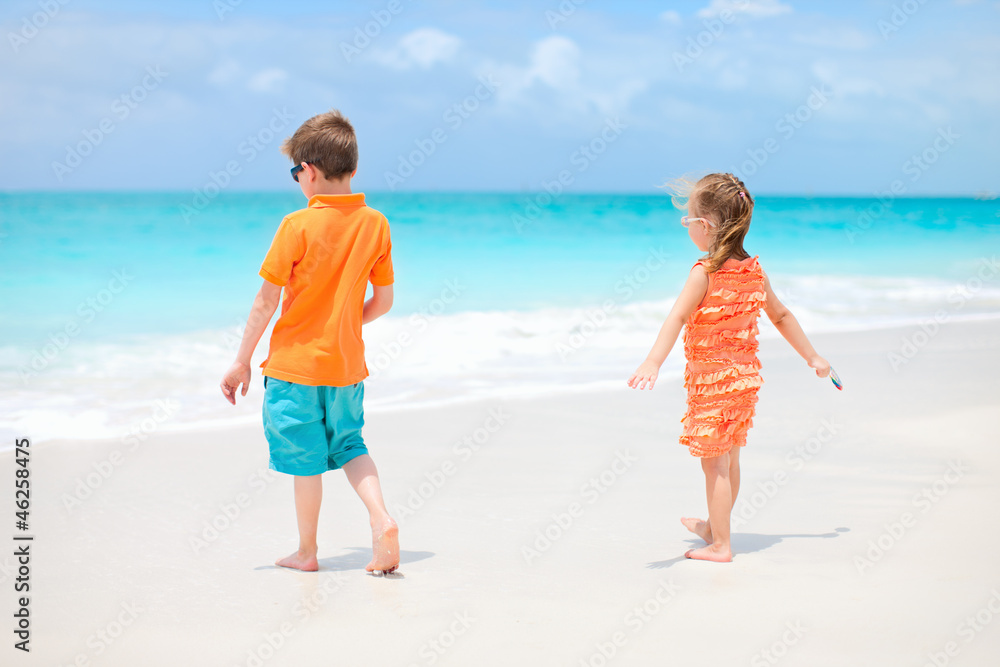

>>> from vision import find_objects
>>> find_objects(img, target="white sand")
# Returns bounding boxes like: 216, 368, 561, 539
2, 319, 998, 666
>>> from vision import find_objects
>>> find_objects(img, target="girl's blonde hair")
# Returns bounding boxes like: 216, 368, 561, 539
665, 172, 755, 273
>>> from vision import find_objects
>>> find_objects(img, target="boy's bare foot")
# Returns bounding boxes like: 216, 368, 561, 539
684, 544, 732, 563
275, 548, 319, 572
680, 517, 713, 544
366, 518, 399, 574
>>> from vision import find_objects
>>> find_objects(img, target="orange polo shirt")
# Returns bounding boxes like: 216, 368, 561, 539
258, 193, 393, 386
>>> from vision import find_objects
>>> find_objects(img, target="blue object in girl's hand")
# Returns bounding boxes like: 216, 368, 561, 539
829, 367, 843, 391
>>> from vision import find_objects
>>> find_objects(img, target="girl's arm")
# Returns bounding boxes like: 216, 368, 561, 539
628, 264, 709, 390
761, 272, 830, 377
220, 279, 282, 405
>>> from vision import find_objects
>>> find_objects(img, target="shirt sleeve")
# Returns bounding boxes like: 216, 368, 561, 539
259, 217, 302, 286
369, 221, 394, 286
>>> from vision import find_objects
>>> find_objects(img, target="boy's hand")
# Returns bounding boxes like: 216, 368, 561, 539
809, 356, 831, 378
628, 360, 661, 390
220, 361, 252, 405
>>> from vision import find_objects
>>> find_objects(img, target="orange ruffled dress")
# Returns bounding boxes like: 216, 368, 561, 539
680, 256, 766, 458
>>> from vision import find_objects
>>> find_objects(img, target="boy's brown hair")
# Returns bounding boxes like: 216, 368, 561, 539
280, 109, 358, 180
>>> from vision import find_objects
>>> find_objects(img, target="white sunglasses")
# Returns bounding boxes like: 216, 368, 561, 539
680, 216, 715, 228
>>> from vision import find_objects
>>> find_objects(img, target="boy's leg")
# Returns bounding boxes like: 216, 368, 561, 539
264, 377, 330, 571
685, 452, 733, 562
275, 474, 323, 571
342, 454, 399, 573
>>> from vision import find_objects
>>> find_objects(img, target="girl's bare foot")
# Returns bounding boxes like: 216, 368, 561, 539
680, 517, 713, 544
684, 544, 732, 563
275, 548, 319, 571
366, 518, 399, 574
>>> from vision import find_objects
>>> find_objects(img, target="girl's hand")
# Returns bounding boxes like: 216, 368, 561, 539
628, 360, 661, 390
809, 356, 831, 378
220, 360, 252, 405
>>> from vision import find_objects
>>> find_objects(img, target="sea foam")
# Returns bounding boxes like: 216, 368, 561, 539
2, 272, 998, 446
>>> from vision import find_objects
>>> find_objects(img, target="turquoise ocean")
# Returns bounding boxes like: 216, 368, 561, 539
2, 192, 999, 444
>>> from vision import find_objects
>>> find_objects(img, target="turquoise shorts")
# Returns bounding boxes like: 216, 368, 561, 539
262, 376, 368, 476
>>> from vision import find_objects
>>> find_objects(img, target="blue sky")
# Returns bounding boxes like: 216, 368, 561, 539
1, 0, 998, 195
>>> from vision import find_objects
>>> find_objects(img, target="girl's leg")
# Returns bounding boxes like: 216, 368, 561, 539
685, 452, 733, 562
275, 474, 323, 571
343, 454, 399, 573
681, 445, 742, 544
729, 445, 741, 505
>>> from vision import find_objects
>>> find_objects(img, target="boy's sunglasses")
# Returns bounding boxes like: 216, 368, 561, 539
290, 162, 311, 182
681, 216, 715, 228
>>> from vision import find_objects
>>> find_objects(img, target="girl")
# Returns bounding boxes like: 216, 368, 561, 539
628, 173, 830, 563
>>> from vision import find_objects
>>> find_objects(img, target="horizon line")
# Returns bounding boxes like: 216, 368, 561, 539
1, 188, 997, 200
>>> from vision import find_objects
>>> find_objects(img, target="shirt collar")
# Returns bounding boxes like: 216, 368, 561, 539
307, 193, 366, 208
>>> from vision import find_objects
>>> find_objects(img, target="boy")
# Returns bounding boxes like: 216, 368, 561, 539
220, 109, 399, 574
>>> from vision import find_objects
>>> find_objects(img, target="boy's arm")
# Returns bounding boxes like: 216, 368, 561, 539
628, 264, 709, 390
363, 284, 393, 324
220, 280, 282, 405
762, 273, 830, 377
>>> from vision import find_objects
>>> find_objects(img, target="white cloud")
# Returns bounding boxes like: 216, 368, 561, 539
373, 28, 461, 70
207, 59, 241, 86
528, 35, 580, 89
489, 36, 646, 121
697, 0, 793, 19
811, 60, 884, 98
247, 67, 287, 93
490, 35, 580, 106
660, 10, 682, 25
791, 27, 875, 51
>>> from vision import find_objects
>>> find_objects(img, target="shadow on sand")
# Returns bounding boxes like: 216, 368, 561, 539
255, 548, 435, 577
647, 527, 849, 569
